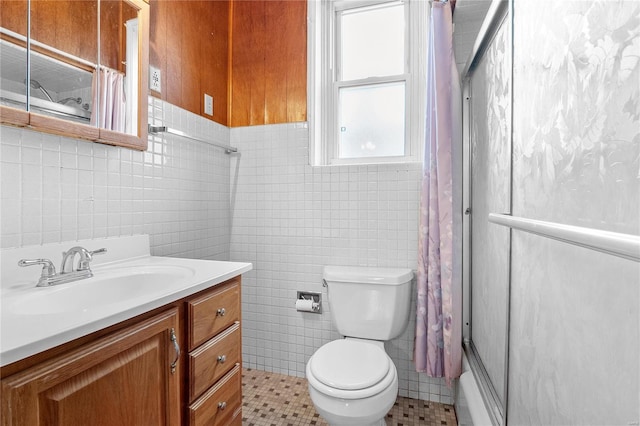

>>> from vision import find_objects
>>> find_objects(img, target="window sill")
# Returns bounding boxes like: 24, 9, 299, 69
310, 159, 422, 169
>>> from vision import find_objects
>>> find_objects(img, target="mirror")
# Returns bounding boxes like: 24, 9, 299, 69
28, 1, 97, 126
0, 0, 148, 150
0, 0, 29, 125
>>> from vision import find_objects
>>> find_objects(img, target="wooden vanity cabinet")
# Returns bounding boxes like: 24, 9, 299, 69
0, 308, 181, 426
0, 276, 243, 426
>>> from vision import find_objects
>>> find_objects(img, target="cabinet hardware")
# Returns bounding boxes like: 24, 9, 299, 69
217, 355, 226, 363
216, 308, 226, 316
169, 328, 180, 374
218, 401, 227, 410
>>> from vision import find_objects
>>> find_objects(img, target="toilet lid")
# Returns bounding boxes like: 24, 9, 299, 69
309, 340, 391, 391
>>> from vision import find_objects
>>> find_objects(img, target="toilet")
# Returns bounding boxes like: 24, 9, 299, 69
306, 265, 414, 426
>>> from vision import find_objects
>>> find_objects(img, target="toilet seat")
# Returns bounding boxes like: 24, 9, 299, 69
307, 339, 396, 400
310, 339, 391, 390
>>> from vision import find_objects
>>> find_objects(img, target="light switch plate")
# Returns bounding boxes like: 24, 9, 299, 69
149, 66, 161, 93
204, 94, 213, 116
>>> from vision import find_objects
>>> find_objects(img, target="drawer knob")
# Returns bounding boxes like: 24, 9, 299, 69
216, 308, 226, 316
217, 355, 227, 363
218, 401, 227, 410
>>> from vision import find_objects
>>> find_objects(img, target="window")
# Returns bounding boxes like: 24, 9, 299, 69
309, 0, 427, 165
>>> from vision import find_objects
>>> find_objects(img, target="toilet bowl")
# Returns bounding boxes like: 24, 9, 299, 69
306, 266, 414, 426
306, 338, 398, 426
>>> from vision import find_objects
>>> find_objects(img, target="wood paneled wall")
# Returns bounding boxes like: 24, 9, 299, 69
150, 0, 230, 125
0, 0, 28, 38
229, 0, 306, 127
30, 1, 98, 64
149, 0, 306, 127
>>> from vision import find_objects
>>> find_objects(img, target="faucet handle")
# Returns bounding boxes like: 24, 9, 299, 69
78, 248, 107, 270
89, 248, 107, 257
18, 259, 57, 286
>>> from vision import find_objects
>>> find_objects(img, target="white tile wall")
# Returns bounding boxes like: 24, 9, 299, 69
229, 123, 453, 404
0, 96, 231, 260
0, 104, 453, 404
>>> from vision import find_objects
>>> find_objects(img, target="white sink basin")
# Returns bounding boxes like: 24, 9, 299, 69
9, 265, 195, 316
0, 235, 253, 368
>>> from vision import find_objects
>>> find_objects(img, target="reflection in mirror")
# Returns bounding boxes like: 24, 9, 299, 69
28, 1, 97, 125
0, 0, 28, 114
0, 0, 148, 149
27, 51, 94, 123
96, 0, 139, 135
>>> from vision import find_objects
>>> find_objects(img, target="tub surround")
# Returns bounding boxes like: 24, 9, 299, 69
0, 235, 252, 366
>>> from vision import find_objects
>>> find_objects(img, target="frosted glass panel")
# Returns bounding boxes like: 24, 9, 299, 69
509, 234, 639, 425
339, 3, 404, 81
511, 1, 640, 235
509, 1, 640, 423
338, 82, 405, 158
469, 16, 510, 405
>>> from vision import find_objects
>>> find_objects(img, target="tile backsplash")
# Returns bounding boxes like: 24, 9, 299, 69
0, 97, 231, 260
229, 123, 452, 403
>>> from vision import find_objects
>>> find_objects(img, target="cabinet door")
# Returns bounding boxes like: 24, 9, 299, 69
1, 309, 181, 426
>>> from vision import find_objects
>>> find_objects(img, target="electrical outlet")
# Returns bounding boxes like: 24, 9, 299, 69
204, 94, 213, 116
149, 66, 161, 93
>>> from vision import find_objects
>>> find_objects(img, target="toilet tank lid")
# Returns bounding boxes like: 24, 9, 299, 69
323, 266, 414, 285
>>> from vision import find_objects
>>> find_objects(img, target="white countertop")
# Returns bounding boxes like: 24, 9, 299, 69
0, 236, 252, 367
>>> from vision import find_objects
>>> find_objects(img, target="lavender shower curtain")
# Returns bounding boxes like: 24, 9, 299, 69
414, 0, 462, 383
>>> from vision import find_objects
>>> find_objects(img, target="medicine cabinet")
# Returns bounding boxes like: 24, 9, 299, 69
0, 0, 149, 150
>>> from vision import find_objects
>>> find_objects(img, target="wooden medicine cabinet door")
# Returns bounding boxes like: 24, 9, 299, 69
0, 0, 149, 150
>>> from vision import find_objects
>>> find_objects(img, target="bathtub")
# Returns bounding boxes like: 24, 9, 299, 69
455, 352, 493, 426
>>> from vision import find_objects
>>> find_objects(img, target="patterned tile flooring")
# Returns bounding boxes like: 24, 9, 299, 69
242, 368, 458, 426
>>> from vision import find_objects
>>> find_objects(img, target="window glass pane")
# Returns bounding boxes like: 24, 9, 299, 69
338, 82, 405, 159
339, 2, 404, 81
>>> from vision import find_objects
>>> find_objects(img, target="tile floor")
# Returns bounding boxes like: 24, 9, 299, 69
242, 368, 458, 426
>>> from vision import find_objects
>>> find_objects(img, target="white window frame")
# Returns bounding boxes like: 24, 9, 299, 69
308, 0, 428, 166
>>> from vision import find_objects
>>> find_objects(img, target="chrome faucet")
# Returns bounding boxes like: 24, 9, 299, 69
61, 246, 106, 274
19, 246, 107, 287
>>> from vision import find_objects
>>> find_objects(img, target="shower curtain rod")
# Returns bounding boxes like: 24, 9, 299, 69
148, 125, 238, 154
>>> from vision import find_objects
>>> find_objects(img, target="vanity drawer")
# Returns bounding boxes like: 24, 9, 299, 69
189, 322, 240, 401
188, 279, 240, 350
189, 364, 242, 426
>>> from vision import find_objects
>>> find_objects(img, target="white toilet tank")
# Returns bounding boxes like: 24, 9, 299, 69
323, 266, 414, 341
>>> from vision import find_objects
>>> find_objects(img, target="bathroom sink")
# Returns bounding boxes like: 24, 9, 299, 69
9, 265, 195, 316
0, 235, 253, 367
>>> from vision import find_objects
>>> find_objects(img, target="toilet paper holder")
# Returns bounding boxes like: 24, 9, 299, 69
296, 291, 322, 314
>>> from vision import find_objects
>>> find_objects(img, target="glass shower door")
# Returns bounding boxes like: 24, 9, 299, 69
466, 9, 511, 423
